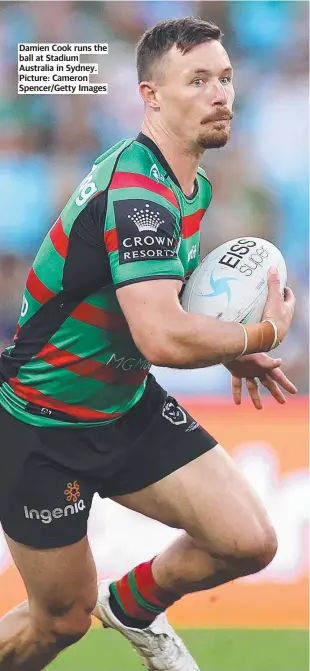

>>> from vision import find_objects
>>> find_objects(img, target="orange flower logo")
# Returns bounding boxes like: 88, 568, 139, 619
64, 481, 80, 503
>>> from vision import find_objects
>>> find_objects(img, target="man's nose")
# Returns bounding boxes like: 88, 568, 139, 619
210, 81, 228, 105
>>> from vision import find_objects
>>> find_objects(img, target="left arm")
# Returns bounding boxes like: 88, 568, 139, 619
225, 353, 297, 410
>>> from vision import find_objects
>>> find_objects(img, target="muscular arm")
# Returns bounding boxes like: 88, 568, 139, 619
116, 279, 270, 369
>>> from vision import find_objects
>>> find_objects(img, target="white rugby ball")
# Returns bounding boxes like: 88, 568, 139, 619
181, 237, 287, 324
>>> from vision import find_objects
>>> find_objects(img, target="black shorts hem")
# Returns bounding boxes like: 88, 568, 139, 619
1, 522, 86, 550
105, 427, 218, 497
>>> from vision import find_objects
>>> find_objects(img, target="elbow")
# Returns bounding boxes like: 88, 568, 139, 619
130, 315, 186, 368
137, 336, 179, 368
147, 348, 175, 368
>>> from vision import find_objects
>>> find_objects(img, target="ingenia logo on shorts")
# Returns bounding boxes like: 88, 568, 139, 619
23, 481, 86, 524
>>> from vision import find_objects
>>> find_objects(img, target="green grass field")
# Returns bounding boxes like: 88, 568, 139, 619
48, 628, 308, 671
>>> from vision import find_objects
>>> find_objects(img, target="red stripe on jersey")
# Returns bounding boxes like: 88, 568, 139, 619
71, 302, 126, 331
26, 268, 56, 304
110, 172, 179, 209
104, 228, 118, 253
37, 342, 147, 386
23, 270, 126, 330
182, 209, 206, 239
49, 217, 69, 258
9, 378, 122, 421
13, 324, 21, 341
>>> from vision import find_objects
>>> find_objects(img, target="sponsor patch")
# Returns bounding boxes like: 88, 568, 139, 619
113, 199, 179, 264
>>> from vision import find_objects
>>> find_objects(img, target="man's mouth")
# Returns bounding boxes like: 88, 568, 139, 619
202, 114, 232, 124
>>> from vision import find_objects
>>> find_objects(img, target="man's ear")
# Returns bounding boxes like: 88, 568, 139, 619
139, 81, 160, 110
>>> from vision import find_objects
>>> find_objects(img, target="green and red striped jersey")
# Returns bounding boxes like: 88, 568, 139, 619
0, 133, 212, 427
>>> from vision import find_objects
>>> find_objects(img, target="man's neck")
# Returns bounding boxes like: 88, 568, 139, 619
140, 122, 202, 197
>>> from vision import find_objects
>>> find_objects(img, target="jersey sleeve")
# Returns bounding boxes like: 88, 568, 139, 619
104, 186, 184, 288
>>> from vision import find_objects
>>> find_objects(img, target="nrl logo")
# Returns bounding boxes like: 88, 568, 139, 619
162, 398, 187, 426
127, 203, 165, 233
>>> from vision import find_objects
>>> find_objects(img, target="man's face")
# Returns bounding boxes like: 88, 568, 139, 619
153, 40, 235, 151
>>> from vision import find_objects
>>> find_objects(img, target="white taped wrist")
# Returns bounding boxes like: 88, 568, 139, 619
261, 319, 280, 350
239, 323, 248, 356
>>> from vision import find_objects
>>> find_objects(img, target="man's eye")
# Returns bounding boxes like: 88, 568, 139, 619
192, 78, 204, 87
220, 76, 232, 85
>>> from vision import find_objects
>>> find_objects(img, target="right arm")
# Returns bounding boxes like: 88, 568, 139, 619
116, 269, 295, 369
104, 178, 294, 369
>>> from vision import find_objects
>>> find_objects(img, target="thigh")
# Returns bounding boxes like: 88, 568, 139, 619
5, 533, 97, 615
0, 406, 95, 549
113, 444, 272, 556
102, 377, 217, 499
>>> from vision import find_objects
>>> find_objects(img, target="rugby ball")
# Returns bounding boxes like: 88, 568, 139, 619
181, 237, 287, 324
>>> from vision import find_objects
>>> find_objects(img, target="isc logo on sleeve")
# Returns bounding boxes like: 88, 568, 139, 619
75, 167, 98, 206
21, 295, 28, 318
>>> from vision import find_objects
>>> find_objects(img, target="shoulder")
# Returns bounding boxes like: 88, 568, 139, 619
115, 139, 168, 187
107, 140, 180, 215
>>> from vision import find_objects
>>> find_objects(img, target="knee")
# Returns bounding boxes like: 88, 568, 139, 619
37, 589, 97, 651
249, 524, 278, 571
201, 521, 278, 577
228, 523, 278, 574
51, 605, 93, 649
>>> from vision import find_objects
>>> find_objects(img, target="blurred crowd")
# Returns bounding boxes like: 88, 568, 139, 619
0, 1, 308, 393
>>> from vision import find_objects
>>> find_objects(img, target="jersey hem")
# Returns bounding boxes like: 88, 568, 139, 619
0, 378, 147, 429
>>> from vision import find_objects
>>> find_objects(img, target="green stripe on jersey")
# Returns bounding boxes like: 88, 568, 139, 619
18, 288, 42, 329
51, 316, 130, 353
16, 362, 144, 412
109, 250, 184, 288
33, 234, 65, 294
81, 290, 123, 313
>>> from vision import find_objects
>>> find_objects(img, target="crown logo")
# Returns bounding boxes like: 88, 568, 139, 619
127, 203, 165, 233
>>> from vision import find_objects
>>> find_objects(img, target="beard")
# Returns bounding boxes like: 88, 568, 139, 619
197, 120, 231, 149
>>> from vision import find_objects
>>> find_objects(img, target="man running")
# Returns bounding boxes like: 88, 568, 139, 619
0, 17, 295, 671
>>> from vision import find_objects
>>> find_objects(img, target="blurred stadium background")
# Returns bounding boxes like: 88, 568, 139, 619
0, 1, 308, 670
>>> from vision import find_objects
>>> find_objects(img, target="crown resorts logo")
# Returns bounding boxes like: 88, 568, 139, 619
115, 197, 176, 264
127, 203, 165, 233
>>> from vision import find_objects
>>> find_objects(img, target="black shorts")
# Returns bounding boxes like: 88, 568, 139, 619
0, 374, 217, 549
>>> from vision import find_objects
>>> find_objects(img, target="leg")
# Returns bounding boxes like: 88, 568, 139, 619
0, 405, 99, 669
94, 383, 277, 670
95, 446, 275, 671
0, 534, 97, 671
113, 445, 277, 595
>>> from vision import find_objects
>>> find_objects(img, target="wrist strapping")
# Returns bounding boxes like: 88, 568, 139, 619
261, 319, 280, 350
240, 319, 280, 355
239, 324, 248, 356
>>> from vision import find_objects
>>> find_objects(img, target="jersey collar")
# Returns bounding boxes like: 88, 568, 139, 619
135, 132, 198, 200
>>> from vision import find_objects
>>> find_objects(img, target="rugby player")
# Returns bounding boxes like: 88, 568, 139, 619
0, 17, 296, 671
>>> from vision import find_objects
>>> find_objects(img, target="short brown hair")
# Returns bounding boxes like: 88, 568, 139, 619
136, 16, 223, 83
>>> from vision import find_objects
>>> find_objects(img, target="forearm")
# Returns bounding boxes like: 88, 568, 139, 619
150, 312, 276, 370
151, 312, 242, 368
117, 279, 278, 370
